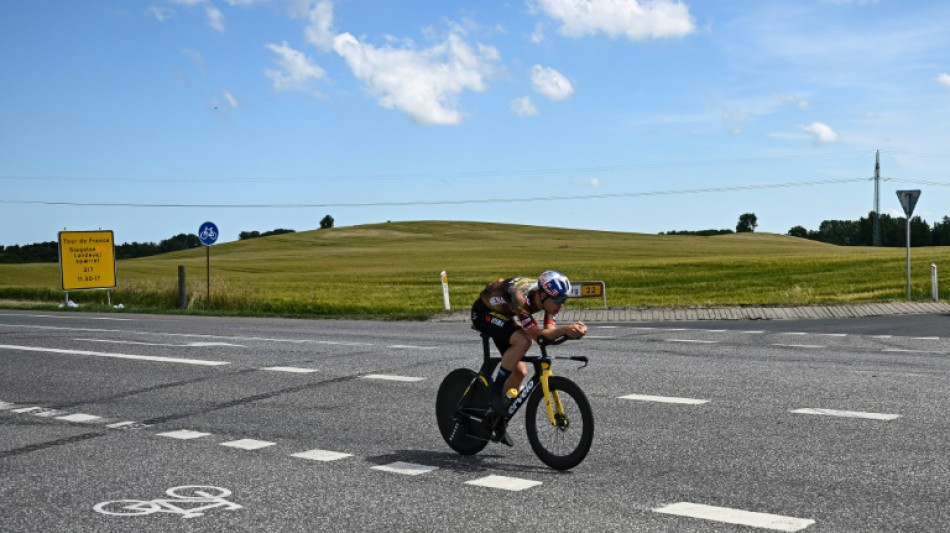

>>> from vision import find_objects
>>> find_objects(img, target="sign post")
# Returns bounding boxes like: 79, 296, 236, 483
931, 264, 939, 302
896, 190, 921, 299
440, 271, 450, 310
58, 230, 117, 307
198, 222, 219, 307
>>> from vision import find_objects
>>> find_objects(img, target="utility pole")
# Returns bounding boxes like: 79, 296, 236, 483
872, 150, 881, 246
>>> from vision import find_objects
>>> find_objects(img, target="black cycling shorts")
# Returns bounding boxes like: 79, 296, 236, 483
470, 298, 520, 355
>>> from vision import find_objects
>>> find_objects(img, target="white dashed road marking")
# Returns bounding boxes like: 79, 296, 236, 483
371, 461, 438, 476
76, 338, 244, 348
465, 475, 542, 491
291, 449, 353, 462
0, 344, 230, 366
772, 344, 825, 349
388, 345, 439, 350
106, 421, 150, 429
791, 408, 901, 421
55, 413, 102, 423
221, 439, 276, 450
619, 394, 709, 405
32, 409, 67, 418
263, 366, 318, 373
361, 374, 425, 382
654, 502, 815, 532
158, 430, 213, 440
667, 339, 719, 344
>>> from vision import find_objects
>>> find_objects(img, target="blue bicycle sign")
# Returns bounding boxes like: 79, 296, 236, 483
198, 222, 219, 246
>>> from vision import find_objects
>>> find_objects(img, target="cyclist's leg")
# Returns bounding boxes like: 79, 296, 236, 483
499, 331, 529, 393
471, 300, 524, 393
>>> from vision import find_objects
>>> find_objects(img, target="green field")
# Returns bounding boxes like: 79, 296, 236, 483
1, 221, 947, 319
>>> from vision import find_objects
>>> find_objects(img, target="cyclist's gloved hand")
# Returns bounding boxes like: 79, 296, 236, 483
567, 321, 587, 339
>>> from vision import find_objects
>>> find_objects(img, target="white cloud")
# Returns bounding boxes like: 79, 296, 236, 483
531, 65, 573, 101
206, 6, 225, 32
181, 48, 205, 69
937, 73, 950, 88
534, 0, 696, 40
145, 6, 174, 21
305, 0, 336, 51
576, 177, 601, 188
800, 122, 839, 143
511, 97, 539, 117
264, 42, 326, 94
332, 30, 499, 125
223, 91, 239, 107
530, 23, 545, 43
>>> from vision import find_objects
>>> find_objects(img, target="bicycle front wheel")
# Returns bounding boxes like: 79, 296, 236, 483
524, 376, 594, 470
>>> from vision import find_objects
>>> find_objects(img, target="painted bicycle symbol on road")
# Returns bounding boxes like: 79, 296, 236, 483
94, 486, 241, 519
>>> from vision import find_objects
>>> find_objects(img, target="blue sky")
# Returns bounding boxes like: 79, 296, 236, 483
3, 0, 950, 246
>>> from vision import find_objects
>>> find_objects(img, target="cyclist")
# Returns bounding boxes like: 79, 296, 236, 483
470, 270, 588, 445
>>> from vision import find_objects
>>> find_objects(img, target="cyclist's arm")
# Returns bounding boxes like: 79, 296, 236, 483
522, 314, 586, 343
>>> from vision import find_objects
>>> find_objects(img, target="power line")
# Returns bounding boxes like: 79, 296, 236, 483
0, 150, 884, 183
0, 178, 869, 209
884, 178, 950, 187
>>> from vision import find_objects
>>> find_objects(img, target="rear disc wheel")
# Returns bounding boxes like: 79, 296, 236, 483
436, 368, 491, 455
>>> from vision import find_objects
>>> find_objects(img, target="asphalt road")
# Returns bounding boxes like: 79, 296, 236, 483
1, 310, 949, 532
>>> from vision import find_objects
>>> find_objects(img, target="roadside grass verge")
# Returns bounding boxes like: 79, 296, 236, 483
1, 221, 947, 318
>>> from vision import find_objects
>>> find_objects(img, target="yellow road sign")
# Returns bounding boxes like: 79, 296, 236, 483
58, 230, 116, 291
567, 281, 607, 308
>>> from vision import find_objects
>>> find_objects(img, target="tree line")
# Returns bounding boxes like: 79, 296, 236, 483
788, 212, 950, 247
0, 233, 204, 264
1, 216, 336, 264
659, 213, 758, 236
0, 226, 310, 264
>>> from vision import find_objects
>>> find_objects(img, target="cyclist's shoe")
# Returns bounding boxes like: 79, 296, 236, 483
489, 394, 508, 417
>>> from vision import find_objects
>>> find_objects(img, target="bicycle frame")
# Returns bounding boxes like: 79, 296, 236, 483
475, 333, 587, 426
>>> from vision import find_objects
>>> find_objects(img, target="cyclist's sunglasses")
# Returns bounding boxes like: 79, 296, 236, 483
544, 293, 568, 305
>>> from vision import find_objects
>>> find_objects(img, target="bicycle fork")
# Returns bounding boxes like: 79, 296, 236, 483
538, 363, 567, 428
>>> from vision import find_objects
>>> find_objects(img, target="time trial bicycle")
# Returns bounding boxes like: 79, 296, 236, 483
436, 331, 594, 471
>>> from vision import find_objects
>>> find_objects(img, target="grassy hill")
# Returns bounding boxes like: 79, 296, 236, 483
1, 221, 946, 318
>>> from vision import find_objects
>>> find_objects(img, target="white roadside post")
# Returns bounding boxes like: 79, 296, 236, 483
932, 264, 939, 302
440, 271, 450, 310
